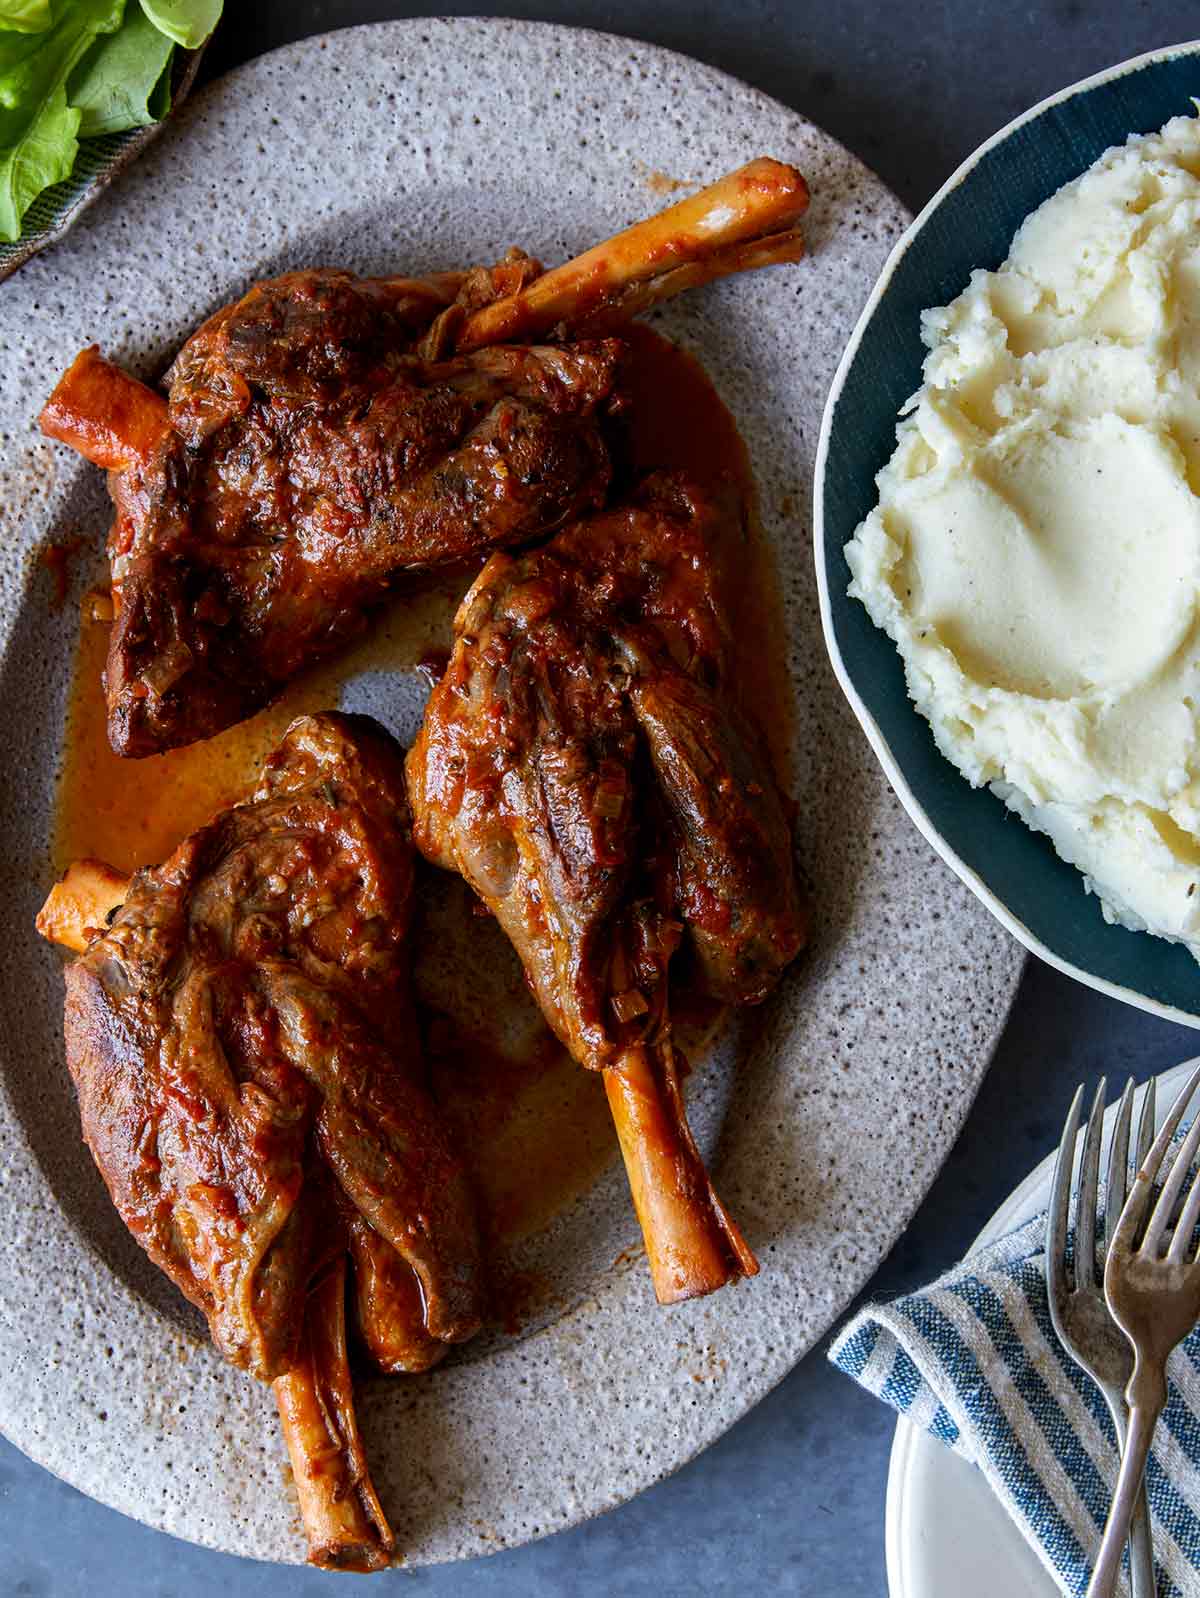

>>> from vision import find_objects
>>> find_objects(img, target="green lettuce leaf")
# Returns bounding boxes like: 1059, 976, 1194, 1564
0, 18, 49, 75
70, 2, 173, 136
0, 0, 53, 31
137, 0, 219, 49
0, 76, 77, 234
146, 38, 169, 116
0, 0, 123, 241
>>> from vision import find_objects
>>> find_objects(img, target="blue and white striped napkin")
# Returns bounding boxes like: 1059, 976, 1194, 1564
830, 1212, 1200, 1598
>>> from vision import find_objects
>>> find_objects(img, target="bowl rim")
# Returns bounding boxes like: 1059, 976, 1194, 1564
813, 37, 1200, 1032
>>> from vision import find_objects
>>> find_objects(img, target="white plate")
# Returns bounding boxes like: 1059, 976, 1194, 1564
0, 17, 1025, 1567
885, 1059, 1197, 1597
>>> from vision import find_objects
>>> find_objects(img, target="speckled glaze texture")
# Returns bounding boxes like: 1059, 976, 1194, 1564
0, 19, 1022, 1568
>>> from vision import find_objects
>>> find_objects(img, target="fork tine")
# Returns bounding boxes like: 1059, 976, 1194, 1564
1047, 1085, 1085, 1321
1076, 1078, 1107, 1286
1103, 1077, 1136, 1261
1169, 1157, 1200, 1263
1132, 1061, 1200, 1254
1135, 1077, 1156, 1173
1143, 1104, 1200, 1257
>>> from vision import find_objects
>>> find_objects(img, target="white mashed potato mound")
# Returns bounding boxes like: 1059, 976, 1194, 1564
845, 112, 1200, 956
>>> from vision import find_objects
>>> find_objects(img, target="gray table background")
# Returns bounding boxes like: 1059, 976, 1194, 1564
3, 4, 1195, 1594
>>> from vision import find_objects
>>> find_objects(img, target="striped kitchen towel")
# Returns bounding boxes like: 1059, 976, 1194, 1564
830, 1211, 1200, 1598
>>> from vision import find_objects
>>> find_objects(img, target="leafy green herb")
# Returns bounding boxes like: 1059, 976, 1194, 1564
0, 22, 50, 81
0, 1, 53, 33
145, 38, 168, 115
69, 3, 174, 137
0, 0, 222, 246
136, 0, 219, 50
0, 0, 123, 242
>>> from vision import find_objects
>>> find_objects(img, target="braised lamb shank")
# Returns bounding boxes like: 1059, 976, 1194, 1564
38, 713, 484, 1570
39, 160, 808, 757
406, 475, 807, 1303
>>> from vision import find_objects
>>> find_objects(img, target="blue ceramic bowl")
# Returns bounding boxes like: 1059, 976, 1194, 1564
815, 43, 1200, 1027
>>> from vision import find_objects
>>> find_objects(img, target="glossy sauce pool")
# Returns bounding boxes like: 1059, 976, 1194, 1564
50, 325, 793, 1299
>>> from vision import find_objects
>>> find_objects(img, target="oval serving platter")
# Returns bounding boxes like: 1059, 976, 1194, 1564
0, 19, 1022, 1565
816, 41, 1200, 1028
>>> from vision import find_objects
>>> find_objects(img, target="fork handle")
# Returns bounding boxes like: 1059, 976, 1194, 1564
1088, 1396, 1163, 1598
1128, 1487, 1157, 1598
1110, 1405, 1157, 1598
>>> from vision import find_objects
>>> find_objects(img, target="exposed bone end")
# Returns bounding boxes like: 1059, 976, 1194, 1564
604, 1043, 759, 1305
571, 226, 807, 335
737, 155, 810, 211
275, 1257, 396, 1572
40, 346, 169, 472
37, 859, 129, 953
456, 157, 810, 352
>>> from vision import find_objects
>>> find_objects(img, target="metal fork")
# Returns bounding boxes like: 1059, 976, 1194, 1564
1088, 1060, 1200, 1598
1048, 1076, 1157, 1598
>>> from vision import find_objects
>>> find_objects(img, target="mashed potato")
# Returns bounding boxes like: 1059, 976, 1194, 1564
846, 112, 1200, 956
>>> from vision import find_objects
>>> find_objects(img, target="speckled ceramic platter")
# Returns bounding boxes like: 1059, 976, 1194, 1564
0, 19, 1023, 1567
